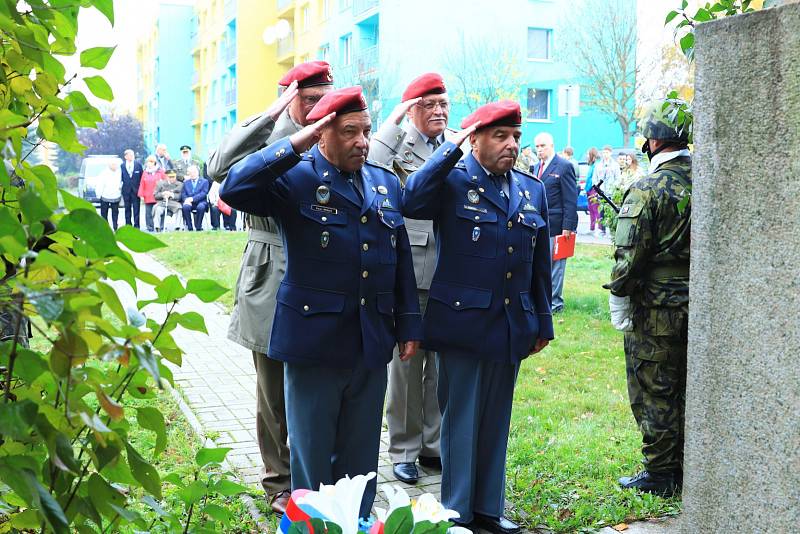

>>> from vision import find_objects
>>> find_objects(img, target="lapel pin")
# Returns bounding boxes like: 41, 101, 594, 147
377, 185, 388, 194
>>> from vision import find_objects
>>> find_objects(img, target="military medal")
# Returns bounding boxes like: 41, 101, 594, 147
467, 189, 480, 204
377, 185, 388, 194
381, 198, 394, 209
316, 185, 330, 205
524, 190, 531, 200
403, 150, 413, 162
472, 226, 481, 242
321, 231, 330, 248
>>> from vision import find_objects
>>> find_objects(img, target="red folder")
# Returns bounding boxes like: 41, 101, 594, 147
552, 233, 576, 261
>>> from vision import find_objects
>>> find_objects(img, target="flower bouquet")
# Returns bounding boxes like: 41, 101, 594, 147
277, 472, 470, 534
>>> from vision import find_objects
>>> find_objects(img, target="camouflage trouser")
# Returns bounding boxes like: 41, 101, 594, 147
623, 306, 687, 474
0, 310, 29, 347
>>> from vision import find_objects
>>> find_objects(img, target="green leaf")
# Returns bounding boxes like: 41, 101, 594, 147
125, 442, 162, 499
0, 399, 38, 440
186, 278, 228, 303
59, 209, 124, 259
95, 281, 127, 323
680, 32, 695, 56
52, 432, 81, 474
693, 7, 713, 22
23, 289, 64, 323
10, 508, 40, 529
35, 249, 79, 275
202, 503, 231, 524
52, 111, 85, 153
174, 311, 208, 333
155, 274, 187, 303
92, 0, 114, 26
79, 46, 116, 69
67, 90, 103, 127
212, 478, 249, 496
196, 447, 232, 468
84, 75, 114, 101
60, 188, 95, 212
5, 346, 48, 383
132, 343, 161, 385
108, 503, 146, 527
136, 407, 167, 457
31, 472, 70, 533
19, 190, 53, 223
177, 480, 207, 505
384, 505, 414, 534
115, 225, 166, 252
664, 10, 679, 24
411, 520, 442, 534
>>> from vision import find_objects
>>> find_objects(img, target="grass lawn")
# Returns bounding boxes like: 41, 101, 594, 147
149, 233, 681, 532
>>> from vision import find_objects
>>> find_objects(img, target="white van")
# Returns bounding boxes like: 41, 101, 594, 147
78, 155, 122, 205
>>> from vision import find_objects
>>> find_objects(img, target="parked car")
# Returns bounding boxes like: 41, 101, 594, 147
78, 155, 122, 206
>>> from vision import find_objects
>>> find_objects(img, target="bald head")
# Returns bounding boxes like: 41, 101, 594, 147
534, 132, 554, 161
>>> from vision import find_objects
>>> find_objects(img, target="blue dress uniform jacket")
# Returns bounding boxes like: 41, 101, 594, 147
220, 138, 422, 369
403, 141, 555, 362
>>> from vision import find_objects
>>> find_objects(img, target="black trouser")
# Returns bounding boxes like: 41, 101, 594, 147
100, 200, 120, 230
210, 206, 237, 230
122, 191, 140, 227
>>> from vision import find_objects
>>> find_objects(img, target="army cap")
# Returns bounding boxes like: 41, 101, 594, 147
640, 100, 690, 152
460, 100, 521, 130
279, 61, 334, 88
401, 72, 446, 102
180, 145, 191, 151
306, 86, 367, 122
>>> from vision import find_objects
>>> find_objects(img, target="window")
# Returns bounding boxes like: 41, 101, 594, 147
322, 0, 330, 19
527, 28, 551, 60
302, 4, 310, 31
340, 33, 352, 66
319, 44, 330, 62
527, 88, 550, 120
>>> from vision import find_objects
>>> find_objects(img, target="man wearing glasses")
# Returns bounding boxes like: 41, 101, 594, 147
370, 73, 454, 485
206, 60, 333, 514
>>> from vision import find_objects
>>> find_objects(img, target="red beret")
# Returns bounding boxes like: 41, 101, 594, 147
278, 61, 333, 88
306, 86, 368, 122
401, 72, 447, 102
460, 100, 522, 130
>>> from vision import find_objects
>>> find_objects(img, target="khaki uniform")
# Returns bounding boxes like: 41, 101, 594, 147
152, 179, 183, 229
605, 156, 691, 475
370, 121, 447, 463
173, 157, 203, 183
206, 108, 302, 495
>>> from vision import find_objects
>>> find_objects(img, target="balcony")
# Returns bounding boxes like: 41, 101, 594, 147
224, 89, 236, 107
355, 45, 378, 78
223, 45, 236, 65
191, 71, 200, 86
353, 0, 378, 17
277, 32, 295, 61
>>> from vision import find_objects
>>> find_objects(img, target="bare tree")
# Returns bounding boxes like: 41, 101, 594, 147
443, 32, 524, 113
557, 0, 638, 146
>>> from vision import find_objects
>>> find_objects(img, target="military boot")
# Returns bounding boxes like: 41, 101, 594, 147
618, 470, 682, 496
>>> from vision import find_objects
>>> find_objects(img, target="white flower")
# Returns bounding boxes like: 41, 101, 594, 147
297, 472, 377, 534
375, 484, 412, 522
447, 527, 473, 534
411, 493, 460, 524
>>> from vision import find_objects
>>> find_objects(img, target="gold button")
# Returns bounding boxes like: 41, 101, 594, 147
360, 297, 366, 306
362, 270, 369, 278
504, 298, 510, 305
303, 305, 309, 311
508, 246, 514, 253
361, 216, 368, 224
455, 301, 461, 307
321, 216, 327, 222
362, 243, 369, 251
506, 272, 512, 279
507, 221, 513, 229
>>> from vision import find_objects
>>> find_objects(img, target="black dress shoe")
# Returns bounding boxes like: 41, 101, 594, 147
418, 455, 442, 470
472, 514, 521, 534
619, 470, 681, 496
392, 462, 419, 484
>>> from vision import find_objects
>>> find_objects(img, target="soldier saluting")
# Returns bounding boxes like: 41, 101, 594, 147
605, 101, 692, 496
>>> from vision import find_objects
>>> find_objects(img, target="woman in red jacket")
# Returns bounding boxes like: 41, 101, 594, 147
138, 155, 165, 232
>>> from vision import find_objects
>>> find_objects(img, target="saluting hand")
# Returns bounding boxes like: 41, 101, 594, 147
289, 112, 336, 153
398, 340, 420, 361
266, 80, 299, 122
387, 97, 421, 126
449, 122, 481, 148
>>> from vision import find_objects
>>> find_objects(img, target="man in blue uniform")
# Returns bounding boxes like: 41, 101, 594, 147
220, 86, 422, 517
404, 100, 554, 534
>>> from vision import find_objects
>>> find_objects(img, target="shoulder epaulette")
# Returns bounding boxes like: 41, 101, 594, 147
364, 159, 394, 172
513, 166, 536, 180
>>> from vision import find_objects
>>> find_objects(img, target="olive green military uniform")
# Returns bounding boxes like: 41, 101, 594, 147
605, 155, 691, 475
173, 156, 204, 183
206, 108, 302, 497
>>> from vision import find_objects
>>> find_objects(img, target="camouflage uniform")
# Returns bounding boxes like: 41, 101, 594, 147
605, 102, 691, 479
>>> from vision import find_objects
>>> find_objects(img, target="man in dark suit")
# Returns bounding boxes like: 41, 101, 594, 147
180, 164, 209, 231
121, 149, 143, 228
532, 132, 578, 313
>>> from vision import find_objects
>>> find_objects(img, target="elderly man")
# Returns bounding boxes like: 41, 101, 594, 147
121, 149, 143, 228
220, 86, 422, 517
370, 73, 452, 484
152, 170, 183, 231
206, 60, 333, 514
154, 143, 174, 172
174, 144, 198, 182
532, 132, 578, 314
404, 101, 553, 534
180, 164, 209, 231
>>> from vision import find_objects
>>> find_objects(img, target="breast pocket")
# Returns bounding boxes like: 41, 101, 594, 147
378, 208, 404, 265
453, 204, 498, 259
298, 202, 351, 263
518, 213, 546, 262
272, 283, 346, 357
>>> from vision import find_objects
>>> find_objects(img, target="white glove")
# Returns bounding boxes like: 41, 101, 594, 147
609, 294, 634, 332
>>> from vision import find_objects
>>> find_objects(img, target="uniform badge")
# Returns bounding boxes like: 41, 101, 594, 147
621, 205, 630, 215
467, 190, 480, 204
403, 150, 414, 163
321, 231, 330, 248
522, 202, 537, 212
472, 226, 481, 242
524, 190, 531, 200
377, 185, 388, 194
323, 170, 329, 177
471, 175, 478, 182
381, 198, 394, 209
316, 185, 331, 205
478, 187, 485, 193
390, 235, 397, 249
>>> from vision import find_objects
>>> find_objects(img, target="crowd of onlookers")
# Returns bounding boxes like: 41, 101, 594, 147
95, 143, 240, 233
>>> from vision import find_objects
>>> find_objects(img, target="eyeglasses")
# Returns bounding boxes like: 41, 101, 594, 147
418, 100, 449, 112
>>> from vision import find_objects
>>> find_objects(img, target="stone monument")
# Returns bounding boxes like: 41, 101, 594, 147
685, 2, 800, 531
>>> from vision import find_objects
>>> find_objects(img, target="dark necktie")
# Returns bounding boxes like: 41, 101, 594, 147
345, 172, 363, 202
537, 161, 545, 179
491, 174, 508, 209
427, 137, 440, 152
